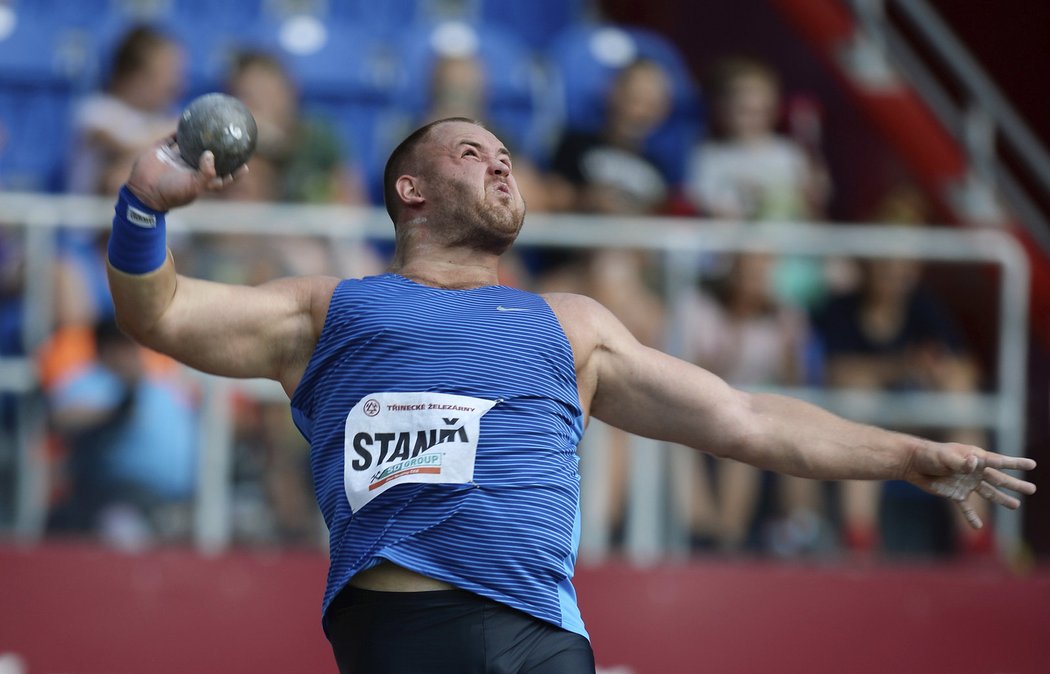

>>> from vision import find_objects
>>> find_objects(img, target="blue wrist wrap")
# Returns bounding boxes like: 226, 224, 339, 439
108, 185, 168, 274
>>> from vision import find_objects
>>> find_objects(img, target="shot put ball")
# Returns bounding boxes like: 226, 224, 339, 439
176, 93, 257, 176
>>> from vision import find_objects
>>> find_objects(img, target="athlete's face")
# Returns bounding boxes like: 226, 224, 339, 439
419, 122, 526, 253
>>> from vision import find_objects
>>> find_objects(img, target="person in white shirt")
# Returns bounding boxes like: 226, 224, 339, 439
685, 56, 829, 221
68, 26, 185, 195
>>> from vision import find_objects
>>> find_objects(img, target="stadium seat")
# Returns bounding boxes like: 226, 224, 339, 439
14, 0, 184, 33
0, 10, 88, 191
0, 8, 98, 87
247, 16, 397, 103
6, 0, 108, 27
477, 0, 590, 49
329, 0, 443, 37
174, 0, 262, 29
0, 85, 73, 192
546, 23, 704, 184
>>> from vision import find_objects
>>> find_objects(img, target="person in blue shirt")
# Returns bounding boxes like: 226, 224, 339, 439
47, 319, 196, 548
104, 117, 1036, 673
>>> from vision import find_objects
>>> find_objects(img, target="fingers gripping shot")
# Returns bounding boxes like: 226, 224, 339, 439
107, 118, 1037, 673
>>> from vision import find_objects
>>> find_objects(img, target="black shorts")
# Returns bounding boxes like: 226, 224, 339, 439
325, 586, 596, 674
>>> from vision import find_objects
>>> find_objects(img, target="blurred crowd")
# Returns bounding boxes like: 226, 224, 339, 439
0, 4, 994, 560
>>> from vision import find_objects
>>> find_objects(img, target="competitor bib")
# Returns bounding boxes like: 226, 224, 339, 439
343, 392, 496, 511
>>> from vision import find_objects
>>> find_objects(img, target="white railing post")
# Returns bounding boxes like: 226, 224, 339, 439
194, 377, 234, 554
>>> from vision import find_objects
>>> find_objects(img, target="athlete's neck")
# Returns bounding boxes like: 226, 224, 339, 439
388, 242, 502, 290
388, 257, 500, 290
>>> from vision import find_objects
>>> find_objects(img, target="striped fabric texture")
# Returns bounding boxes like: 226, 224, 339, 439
291, 274, 589, 638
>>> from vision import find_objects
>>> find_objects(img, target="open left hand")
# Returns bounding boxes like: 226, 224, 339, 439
904, 442, 1037, 528
125, 135, 248, 211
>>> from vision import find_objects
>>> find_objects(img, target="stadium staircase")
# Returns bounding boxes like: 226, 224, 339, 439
771, 0, 1050, 352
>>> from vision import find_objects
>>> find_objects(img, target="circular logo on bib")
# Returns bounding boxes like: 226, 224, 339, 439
363, 399, 381, 417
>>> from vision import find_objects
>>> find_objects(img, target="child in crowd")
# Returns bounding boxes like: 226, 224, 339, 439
685, 56, 832, 307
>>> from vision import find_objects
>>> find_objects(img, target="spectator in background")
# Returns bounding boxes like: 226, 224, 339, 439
541, 58, 674, 345
674, 252, 827, 555
685, 56, 828, 221
813, 190, 990, 557
67, 26, 184, 195
58, 27, 182, 334
685, 56, 832, 307
226, 50, 368, 205
547, 58, 673, 216
46, 319, 197, 550
54, 27, 183, 348
423, 54, 549, 215
426, 54, 487, 128
200, 49, 382, 282
408, 53, 548, 286
541, 59, 675, 547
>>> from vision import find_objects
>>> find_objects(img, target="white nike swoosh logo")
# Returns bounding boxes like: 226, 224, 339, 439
496, 306, 529, 312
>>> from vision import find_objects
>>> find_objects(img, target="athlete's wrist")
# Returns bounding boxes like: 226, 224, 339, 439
124, 180, 169, 213
108, 185, 169, 274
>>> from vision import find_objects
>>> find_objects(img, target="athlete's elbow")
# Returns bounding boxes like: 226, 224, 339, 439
112, 307, 167, 349
113, 309, 144, 341
704, 390, 764, 462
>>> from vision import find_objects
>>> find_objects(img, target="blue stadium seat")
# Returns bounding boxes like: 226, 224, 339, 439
174, 0, 263, 29
15, 0, 182, 34
546, 23, 704, 184
6, 0, 109, 27
247, 17, 396, 103
0, 8, 98, 87
328, 0, 433, 37
0, 85, 73, 192
477, 0, 589, 49
0, 10, 88, 191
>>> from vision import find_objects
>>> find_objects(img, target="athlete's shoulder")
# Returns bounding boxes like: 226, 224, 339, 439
323, 273, 396, 299
541, 292, 612, 322
540, 292, 620, 353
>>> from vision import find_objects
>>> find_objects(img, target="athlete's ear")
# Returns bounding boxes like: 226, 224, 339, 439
395, 175, 425, 209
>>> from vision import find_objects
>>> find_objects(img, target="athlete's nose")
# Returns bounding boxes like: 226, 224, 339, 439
490, 157, 510, 176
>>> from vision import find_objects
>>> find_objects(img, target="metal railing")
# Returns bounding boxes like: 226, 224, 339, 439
847, 0, 1050, 253
0, 192, 1031, 557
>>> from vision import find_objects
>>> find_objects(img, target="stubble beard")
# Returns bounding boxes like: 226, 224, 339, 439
434, 174, 525, 255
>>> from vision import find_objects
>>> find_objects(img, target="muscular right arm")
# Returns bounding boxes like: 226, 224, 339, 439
108, 257, 337, 393
108, 140, 339, 395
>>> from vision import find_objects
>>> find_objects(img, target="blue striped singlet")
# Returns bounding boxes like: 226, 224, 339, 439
290, 273, 588, 638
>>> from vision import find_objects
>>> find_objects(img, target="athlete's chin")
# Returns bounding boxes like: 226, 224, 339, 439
484, 203, 525, 234
474, 215, 522, 254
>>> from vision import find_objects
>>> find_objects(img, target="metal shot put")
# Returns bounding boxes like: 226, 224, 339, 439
176, 93, 257, 176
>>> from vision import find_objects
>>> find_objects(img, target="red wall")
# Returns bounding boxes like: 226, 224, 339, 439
2, 544, 1048, 674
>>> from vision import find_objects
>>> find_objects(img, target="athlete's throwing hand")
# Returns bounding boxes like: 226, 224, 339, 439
902, 442, 1036, 528
126, 136, 248, 212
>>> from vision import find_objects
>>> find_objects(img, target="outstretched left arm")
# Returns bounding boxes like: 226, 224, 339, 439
716, 392, 1034, 528
550, 293, 1037, 529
